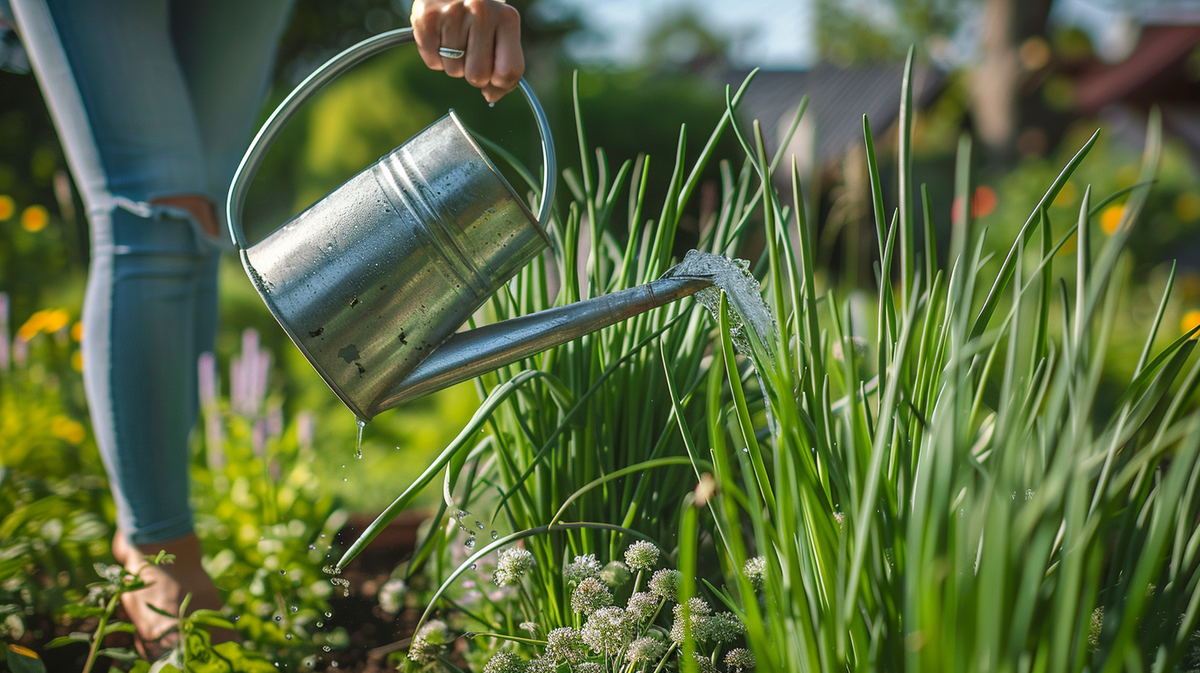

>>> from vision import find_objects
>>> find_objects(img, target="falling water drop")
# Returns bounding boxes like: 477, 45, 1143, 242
355, 418, 367, 459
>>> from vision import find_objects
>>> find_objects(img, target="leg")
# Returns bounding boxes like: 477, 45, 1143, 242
10, 0, 224, 653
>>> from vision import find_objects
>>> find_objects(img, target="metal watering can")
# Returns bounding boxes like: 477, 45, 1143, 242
226, 28, 712, 422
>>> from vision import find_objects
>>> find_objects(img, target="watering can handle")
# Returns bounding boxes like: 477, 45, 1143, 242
225, 27, 556, 250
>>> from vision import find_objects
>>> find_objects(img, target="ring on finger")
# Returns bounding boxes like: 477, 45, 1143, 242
438, 47, 465, 59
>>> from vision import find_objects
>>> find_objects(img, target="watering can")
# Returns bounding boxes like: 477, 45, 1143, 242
226, 28, 713, 421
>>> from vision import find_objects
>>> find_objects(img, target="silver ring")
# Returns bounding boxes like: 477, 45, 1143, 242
438, 47, 465, 59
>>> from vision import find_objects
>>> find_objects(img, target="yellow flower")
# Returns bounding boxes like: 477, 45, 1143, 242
1175, 192, 1200, 223
0, 195, 14, 220
16, 308, 71, 341
71, 320, 84, 342
7, 644, 40, 659
1182, 310, 1200, 335
1100, 205, 1124, 235
51, 415, 86, 444
21, 205, 48, 232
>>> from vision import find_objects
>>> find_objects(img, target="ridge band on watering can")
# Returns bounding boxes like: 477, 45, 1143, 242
226, 28, 556, 422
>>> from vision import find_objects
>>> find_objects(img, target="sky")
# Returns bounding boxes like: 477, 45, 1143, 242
550, 0, 817, 70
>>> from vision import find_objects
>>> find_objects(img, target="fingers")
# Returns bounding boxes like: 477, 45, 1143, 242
410, 0, 525, 102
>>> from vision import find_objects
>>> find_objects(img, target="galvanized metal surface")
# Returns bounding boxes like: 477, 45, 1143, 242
374, 276, 714, 411
243, 113, 548, 420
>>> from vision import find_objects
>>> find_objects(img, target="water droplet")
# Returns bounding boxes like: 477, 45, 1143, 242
280, 570, 287, 575
316, 621, 323, 628
491, 531, 499, 540
322, 646, 331, 653
469, 563, 477, 569
285, 634, 293, 640
291, 606, 299, 613
309, 545, 315, 550
476, 521, 484, 530
355, 418, 367, 459
325, 612, 332, 618
742, 447, 750, 453
465, 537, 475, 549
275, 615, 283, 622
488, 101, 495, 108
322, 565, 341, 576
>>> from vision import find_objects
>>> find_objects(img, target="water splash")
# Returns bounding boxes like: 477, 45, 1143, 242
665, 250, 779, 428
665, 250, 777, 363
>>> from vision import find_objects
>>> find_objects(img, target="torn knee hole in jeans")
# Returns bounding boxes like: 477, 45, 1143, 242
112, 196, 233, 252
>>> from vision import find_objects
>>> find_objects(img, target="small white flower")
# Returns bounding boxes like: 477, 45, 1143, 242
625, 636, 667, 664
725, 647, 756, 671
581, 606, 635, 653
571, 576, 613, 615
483, 652, 527, 673
407, 619, 450, 664
624, 540, 661, 571
564, 553, 603, 582
690, 652, 718, 673
519, 620, 539, 634
493, 547, 535, 586
669, 597, 713, 644
626, 591, 659, 622
648, 568, 682, 602
709, 612, 746, 643
743, 556, 766, 593
377, 578, 407, 614
544, 627, 587, 664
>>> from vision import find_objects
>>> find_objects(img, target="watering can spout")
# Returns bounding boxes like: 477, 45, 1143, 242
372, 275, 714, 413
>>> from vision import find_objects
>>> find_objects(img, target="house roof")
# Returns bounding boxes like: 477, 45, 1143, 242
721, 62, 943, 164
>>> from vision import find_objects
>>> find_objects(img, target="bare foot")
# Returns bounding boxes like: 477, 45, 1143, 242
112, 532, 233, 660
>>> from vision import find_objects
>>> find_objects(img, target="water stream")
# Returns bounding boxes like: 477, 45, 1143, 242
665, 250, 778, 428
665, 250, 777, 364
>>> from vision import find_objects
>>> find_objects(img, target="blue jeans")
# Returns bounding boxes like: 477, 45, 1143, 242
8, 0, 293, 543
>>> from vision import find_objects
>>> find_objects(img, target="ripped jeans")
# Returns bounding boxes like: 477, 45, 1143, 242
8, 0, 293, 543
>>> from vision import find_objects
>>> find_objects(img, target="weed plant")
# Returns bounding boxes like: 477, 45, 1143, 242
682, 54, 1200, 672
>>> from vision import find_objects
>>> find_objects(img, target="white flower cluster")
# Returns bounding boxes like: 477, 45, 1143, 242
581, 606, 636, 653
624, 636, 667, 664
571, 577, 613, 615
377, 577, 407, 615
648, 568, 682, 601
624, 540, 660, 571
743, 555, 766, 593
725, 647, 756, 671
492, 547, 535, 587
626, 591, 659, 622
483, 651, 527, 673
544, 627, 587, 664
669, 597, 747, 647
564, 553, 603, 582
669, 597, 713, 644
407, 619, 450, 664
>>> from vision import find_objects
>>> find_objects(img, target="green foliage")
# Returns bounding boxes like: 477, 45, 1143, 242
190, 331, 351, 667
692, 57, 1200, 672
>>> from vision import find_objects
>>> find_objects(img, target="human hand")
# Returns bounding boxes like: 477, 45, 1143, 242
410, 0, 524, 103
